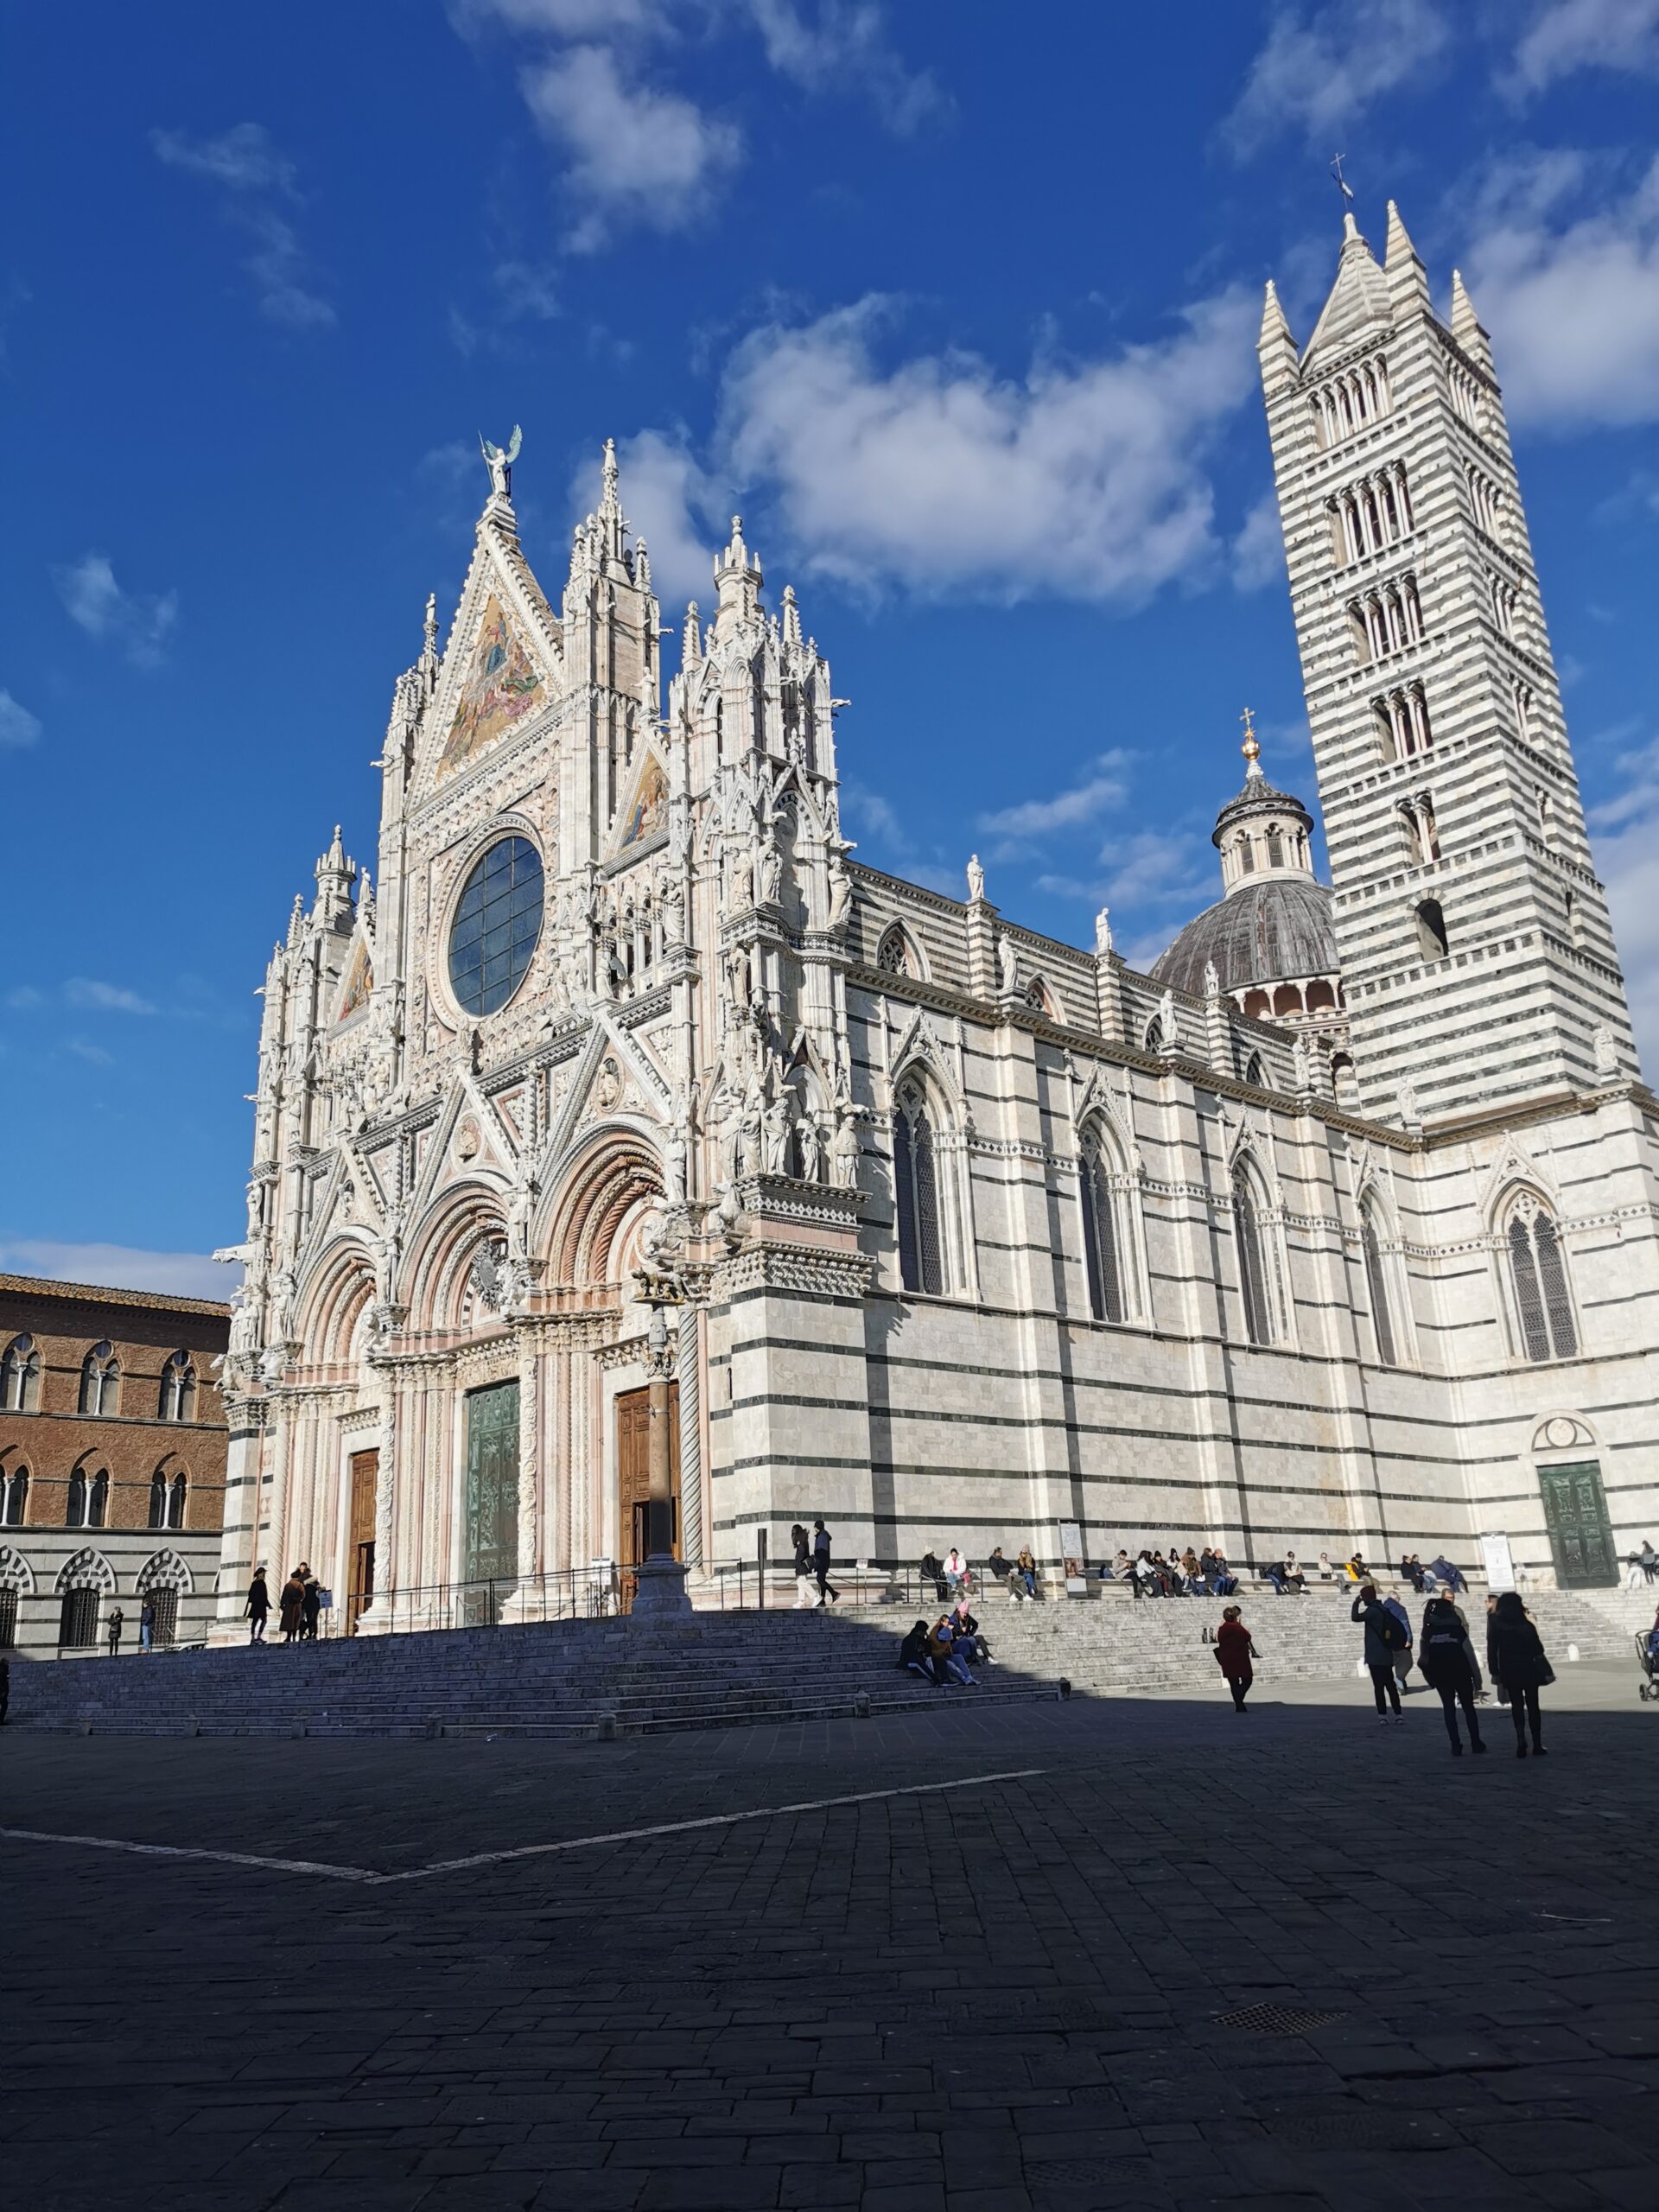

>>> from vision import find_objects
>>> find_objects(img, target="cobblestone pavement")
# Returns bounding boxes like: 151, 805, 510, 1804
3, 1662, 1656, 2212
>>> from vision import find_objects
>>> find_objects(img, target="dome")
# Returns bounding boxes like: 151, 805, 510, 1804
1150, 875, 1338, 1000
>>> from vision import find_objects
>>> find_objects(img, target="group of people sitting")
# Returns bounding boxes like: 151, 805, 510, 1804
919, 1547, 1041, 1601
1400, 1553, 1469, 1595
1119, 1547, 1238, 1598
899, 1601, 993, 1687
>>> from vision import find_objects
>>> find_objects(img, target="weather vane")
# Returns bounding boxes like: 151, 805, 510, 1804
1330, 153, 1356, 210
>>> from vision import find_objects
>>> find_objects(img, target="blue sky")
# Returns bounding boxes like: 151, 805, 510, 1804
3, 0, 1659, 1295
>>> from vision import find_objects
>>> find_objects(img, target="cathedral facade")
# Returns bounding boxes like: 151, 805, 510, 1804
211, 205, 1659, 1634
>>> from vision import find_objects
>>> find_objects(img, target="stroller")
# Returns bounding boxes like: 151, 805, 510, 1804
1637, 1630, 1659, 1703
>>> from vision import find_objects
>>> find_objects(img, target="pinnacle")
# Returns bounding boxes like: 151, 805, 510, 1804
1384, 199, 1420, 268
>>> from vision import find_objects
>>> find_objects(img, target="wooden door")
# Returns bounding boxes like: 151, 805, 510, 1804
616, 1385, 680, 1584
347, 1450, 378, 1634
1539, 1461, 1617, 1588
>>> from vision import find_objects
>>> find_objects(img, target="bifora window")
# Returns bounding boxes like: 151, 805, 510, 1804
448, 836, 544, 1018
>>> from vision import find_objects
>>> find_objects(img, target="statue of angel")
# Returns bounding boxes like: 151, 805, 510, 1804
480, 424, 523, 499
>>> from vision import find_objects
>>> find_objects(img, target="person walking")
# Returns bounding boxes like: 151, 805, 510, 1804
1351, 1582, 1406, 1721
811, 1519, 839, 1608
139, 1598, 156, 1654
1382, 1590, 1414, 1695
1419, 1594, 1485, 1756
106, 1606, 125, 1658
1215, 1604, 1257, 1713
245, 1568, 271, 1643
279, 1568, 305, 1643
1487, 1591, 1554, 1758
790, 1524, 814, 1609
300, 1567, 322, 1642
1625, 1539, 1657, 1592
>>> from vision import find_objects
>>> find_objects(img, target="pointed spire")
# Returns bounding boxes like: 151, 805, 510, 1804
712, 514, 763, 637
1383, 199, 1430, 315
1450, 268, 1493, 372
780, 583, 802, 647
1258, 279, 1299, 393
682, 600, 702, 666
315, 825, 356, 917
596, 435, 628, 561
601, 435, 620, 513
1302, 212, 1391, 364
287, 894, 305, 949
420, 590, 440, 694
633, 537, 652, 593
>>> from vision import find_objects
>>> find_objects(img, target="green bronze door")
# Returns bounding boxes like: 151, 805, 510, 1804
1538, 1461, 1617, 1588
464, 1380, 520, 1592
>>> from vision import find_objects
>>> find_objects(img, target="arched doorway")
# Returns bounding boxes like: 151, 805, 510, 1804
616, 1383, 680, 1609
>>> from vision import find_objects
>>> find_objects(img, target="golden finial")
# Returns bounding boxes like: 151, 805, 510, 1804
1240, 705, 1262, 773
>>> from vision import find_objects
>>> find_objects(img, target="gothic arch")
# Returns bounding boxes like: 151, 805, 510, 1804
296, 1242, 378, 1365
0, 1541, 36, 1594
137, 1547, 194, 1595
541, 1131, 664, 1290
1075, 1109, 1144, 1326
403, 1184, 512, 1332
54, 1546, 116, 1596
887, 1061, 974, 1298
1530, 1411, 1599, 1457
874, 922, 922, 981
1491, 1184, 1580, 1364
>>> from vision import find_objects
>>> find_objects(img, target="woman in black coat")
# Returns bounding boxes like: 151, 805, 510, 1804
1487, 1592, 1553, 1758
1418, 1596, 1484, 1755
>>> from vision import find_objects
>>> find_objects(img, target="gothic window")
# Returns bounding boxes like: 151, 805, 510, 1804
1143, 1014, 1166, 1052
1233, 1169, 1281, 1349
1331, 1052, 1361, 1112
1078, 1128, 1127, 1325
158, 1351, 196, 1422
1, 1467, 27, 1526
66, 1470, 87, 1528
1505, 1196, 1578, 1362
1399, 802, 1424, 866
168, 1472, 188, 1531
79, 1342, 119, 1417
1361, 1202, 1397, 1367
874, 925, 917, 979
1243, 1052, 1266, 1088
1, 1333, 40, 1413
1419, 793, 1440, 859
1414, 899, 1449, 961
1023, 977, 1054, 1017
149, 1471, 168, 1529
892, 1080, 946, 1297
88, 1470, 109, 1528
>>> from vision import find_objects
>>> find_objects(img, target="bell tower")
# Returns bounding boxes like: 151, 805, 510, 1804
1260, 203, 1637, 1122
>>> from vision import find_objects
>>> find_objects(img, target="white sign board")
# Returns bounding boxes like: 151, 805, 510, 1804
1479, 1531, 1516, 1592
1058, 1521, 1085, 1592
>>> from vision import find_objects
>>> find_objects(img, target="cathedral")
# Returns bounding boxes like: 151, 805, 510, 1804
211, 203, 1658, 1634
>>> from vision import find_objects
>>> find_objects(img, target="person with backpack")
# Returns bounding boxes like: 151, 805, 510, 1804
811, 1519, 839, 1608
1382, 1590, 1414, 1694
1419, 1594, 1485, 1756
1351, 1582, 1407, 1721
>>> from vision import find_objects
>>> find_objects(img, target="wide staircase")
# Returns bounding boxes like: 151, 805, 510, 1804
10, 1579, 1652, 1740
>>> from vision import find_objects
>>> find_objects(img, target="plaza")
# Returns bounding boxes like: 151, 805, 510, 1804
3, 1656, 1656, 2212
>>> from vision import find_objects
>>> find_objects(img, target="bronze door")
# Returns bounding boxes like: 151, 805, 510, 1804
347, 1449, 378, 1633
616, 1385, 680, 1606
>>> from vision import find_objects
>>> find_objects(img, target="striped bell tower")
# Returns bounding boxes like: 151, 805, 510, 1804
1259, 202, 1638, 1122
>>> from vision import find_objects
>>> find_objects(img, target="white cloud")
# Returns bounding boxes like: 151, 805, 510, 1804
1224, 0, 1451, 155
0, 1236, 238, 1300
63, 1039, 114, 1066
1466, 152, 1659, 429
151, 123, 334, 328
1232, 493, 1287, 591
978, 753, 1132, 851
65, 977, 158, 1015
53, 553, 178, 667
715, 290, 1260, 605
0, 690, 41, 747
1096, 829, 1212, 914
746, 0, 944, 131
1510, 0, 1659, 93
1587, 732, 1659, 1074
571, 429, 722, 608
521, 43, 741, 250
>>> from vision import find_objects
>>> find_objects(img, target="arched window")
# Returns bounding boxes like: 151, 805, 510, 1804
88, 1469, 109, 1528
892, 1079, 945, 1296
1361, 1203, 1397, 1366
1143, 1014, 1166, 1052
1243, 1052, 1266, 1088
1414, 899, 1449, 961
158, 1351, 196, 1422
167, 1472, 188, 1531
149, 1471, 168, 1529
1023, 976, 1054, 1017
1267, 825, 1285, 867
874, 925, 917, 979
1, 1467, 28, 1526
79, 1342, 119, 1417
1506, 1197, 1578, 1363
1234, 1170, 1281, 1348
1331, 1052, 1360, 1112
1078, 1129, 1127, 1325
66, 1470, 88, 1528
2, 1334, 40, 1413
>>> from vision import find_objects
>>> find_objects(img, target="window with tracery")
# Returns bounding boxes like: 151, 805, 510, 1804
1233, 1170, 1281, 1348
1506, 1196, 1578, 1363
159, 1351, 196, 1422
1078, 1130, 1127, 1325
892, 1080, 945, 1296
79, 1342, 120, 1417
875, 926, 917, 979
1361, 1203, 1397, 1366
2, 1333, 40, 1412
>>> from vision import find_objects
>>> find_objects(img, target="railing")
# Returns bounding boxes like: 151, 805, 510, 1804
308, 1559, 768, 1639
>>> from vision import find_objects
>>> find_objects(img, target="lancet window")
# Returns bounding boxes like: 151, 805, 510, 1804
1077, 1127, 1128, 1326
892, 1079, 947, 1297
1504, 1194, 1578, 1363
79, 1342, 120, 1417
1, 1334, 40, 1413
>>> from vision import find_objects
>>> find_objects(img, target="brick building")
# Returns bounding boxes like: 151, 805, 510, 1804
0, 1273, 230, 1657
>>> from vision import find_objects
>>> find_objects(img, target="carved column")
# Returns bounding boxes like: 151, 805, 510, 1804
676, 1306, 703, 1569
517, 1336, 540, 1587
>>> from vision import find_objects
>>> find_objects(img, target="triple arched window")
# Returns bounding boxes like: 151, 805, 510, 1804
67, 1467, 109, 1529
1078, 1129, 1128, 1325
892, 1078, 947, 1296
79, 1342, 120, 1417
1505, 1195, 1578, 1363
1233, 1168, 1284, 1348
2, 1333, 41, 1412
158, 1351, 196, 1422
